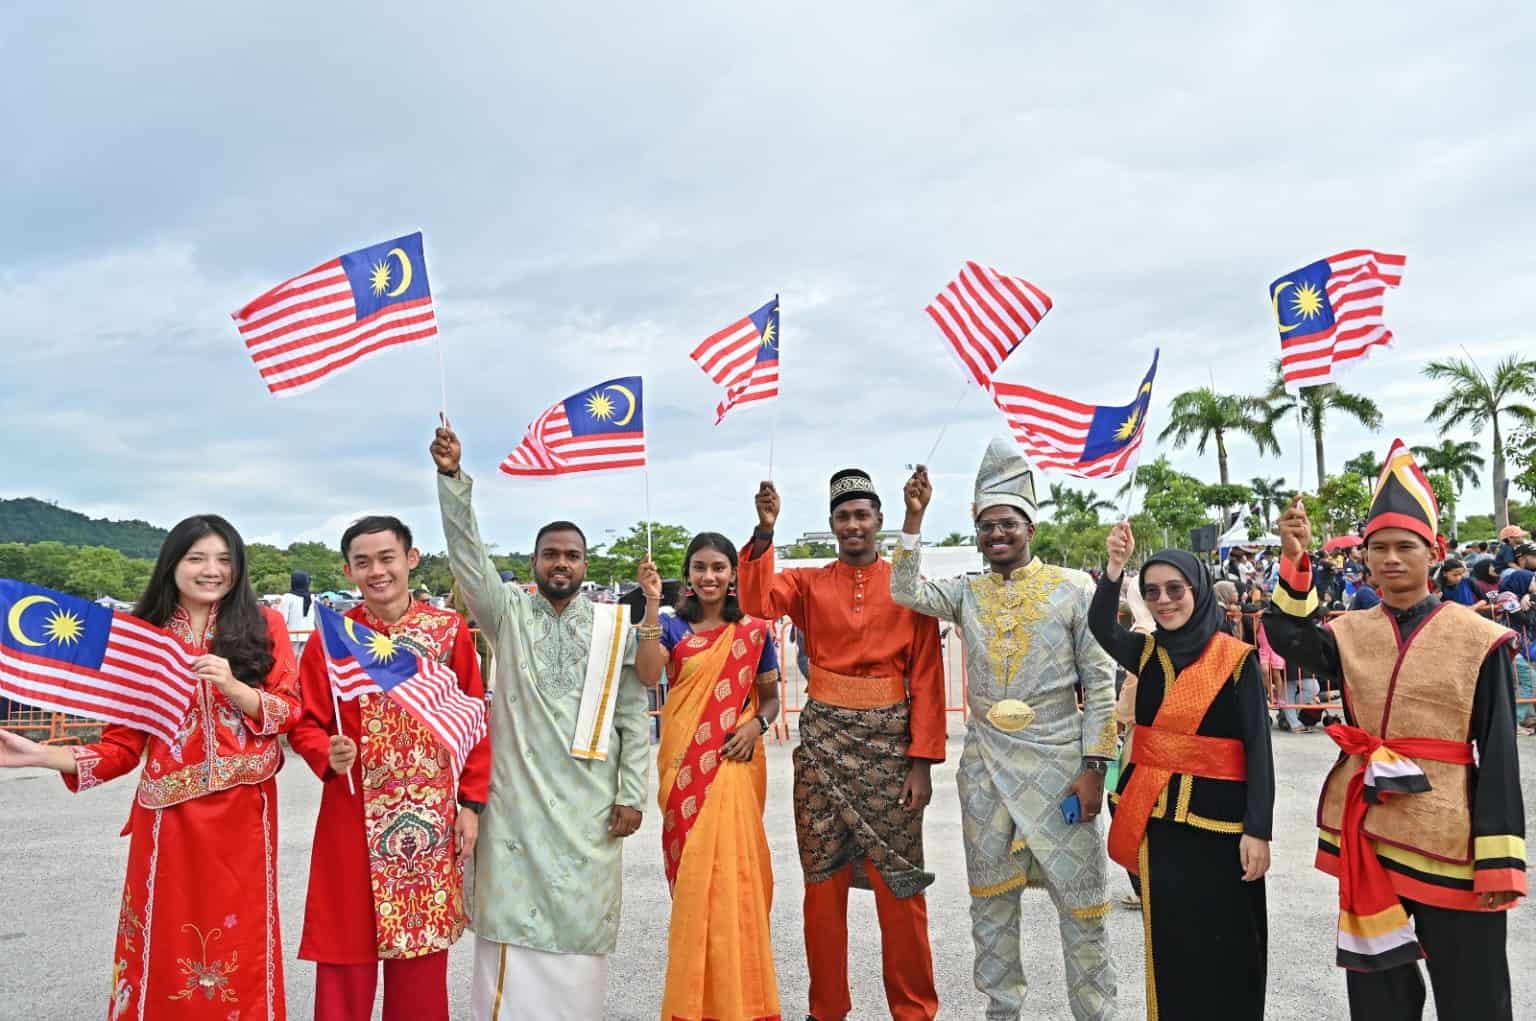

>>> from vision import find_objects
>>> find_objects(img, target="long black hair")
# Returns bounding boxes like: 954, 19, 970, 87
676, 532, 745, 625
133, 514, 274, 687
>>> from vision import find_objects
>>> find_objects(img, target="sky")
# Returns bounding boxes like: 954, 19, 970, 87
3, 2, 1533, 558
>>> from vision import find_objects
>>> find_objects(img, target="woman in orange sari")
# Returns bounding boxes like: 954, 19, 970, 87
637, 532, 782, 1021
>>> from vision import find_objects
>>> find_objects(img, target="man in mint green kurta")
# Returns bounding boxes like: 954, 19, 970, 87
432, 425, 650, 1020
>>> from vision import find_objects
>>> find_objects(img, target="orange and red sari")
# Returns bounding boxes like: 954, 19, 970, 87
656, 615, 780, 1021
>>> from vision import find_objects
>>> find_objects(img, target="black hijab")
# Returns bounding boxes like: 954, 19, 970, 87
290, 570, 312, 616
1138, 549, 1226, 671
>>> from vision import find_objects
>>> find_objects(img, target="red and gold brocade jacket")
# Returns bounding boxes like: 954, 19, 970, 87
65, 605, 301, 807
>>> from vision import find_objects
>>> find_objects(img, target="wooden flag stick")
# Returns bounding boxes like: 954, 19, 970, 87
330, 685, 356, 796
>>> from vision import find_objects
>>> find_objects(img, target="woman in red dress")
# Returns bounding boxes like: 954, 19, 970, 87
0, 514, 300, 1021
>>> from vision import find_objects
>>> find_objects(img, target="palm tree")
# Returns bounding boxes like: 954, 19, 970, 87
1423, 355, 1536, 530
1264, 364, 1383, 490
1412, 439, 1484, 540
1038, 483, 1116, 525
937, 531, 970, 547
1342, 450, 1383, 483
1157, 387, 1281, 487
1249, 476, 1287, 530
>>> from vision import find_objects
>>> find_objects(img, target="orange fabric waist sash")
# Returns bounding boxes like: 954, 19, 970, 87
1129, 726, 1247, 782
807, 665, 907, 710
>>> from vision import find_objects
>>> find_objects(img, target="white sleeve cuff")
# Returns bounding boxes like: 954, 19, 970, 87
899, 532, 921, 550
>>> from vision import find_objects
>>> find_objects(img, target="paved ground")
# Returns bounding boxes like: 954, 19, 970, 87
1, 729, 1532, 1020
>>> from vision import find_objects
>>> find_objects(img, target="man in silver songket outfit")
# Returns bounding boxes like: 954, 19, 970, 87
890, 437, 1118, 1021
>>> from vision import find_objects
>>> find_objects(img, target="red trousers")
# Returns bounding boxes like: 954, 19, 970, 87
313, 950, 450, 1021
803, 858, 938, 1021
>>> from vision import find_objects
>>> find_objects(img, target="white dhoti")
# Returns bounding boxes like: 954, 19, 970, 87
471, 936, 609, 1020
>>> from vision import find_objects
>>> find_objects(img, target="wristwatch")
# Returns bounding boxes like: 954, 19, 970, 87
1081, 757, 1110, 774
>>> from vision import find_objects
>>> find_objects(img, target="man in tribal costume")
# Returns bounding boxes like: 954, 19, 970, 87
1266, 440, 1525, 1020
739, 469, 946, 1021
890, 439, 1118, 1021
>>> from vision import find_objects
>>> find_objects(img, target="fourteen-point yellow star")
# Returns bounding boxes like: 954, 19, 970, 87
43, 609, 85, 645
760, 320, 777, 349
1290, 281, 1326, 320
1115, 407, 1142, 442
365, 632, 398, 663
585, 392, 615, 420
369, 259, 392, 296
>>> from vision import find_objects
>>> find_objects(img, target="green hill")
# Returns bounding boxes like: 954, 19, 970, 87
0, 497, 169, 559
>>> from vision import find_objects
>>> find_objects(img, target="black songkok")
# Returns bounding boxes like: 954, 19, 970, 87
829, 468, 880, 511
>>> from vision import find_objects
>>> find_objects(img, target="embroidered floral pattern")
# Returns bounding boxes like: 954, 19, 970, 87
71, 746, 105, 790
168, 923, 239, 1004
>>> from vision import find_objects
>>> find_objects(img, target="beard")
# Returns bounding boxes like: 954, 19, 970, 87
536, 571, 582, 602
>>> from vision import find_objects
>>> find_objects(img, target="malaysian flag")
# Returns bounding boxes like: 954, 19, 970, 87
1272, 250, 1406, 391
0, 579, 200, 745
315, 605, 486, 773
926, 261, 1053, 388
232, 232, 438, 397
689, 296, 780, 424
500, 376, 647, 477
990, 349, 1159, 479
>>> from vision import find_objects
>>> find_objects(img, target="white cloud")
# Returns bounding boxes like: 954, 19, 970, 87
2, 1, 1533, 555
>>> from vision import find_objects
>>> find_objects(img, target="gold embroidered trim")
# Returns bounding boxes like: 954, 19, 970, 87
970, 560, 1064, 695
970, 874, 1029, 898
1138, 633, 1156, 673
1072, 900, 1113, 921
1140, 837, 1158, 1021
1184, 812, 1245, 835
1009, 837, 1029, 854
1172, 774, 1194, 823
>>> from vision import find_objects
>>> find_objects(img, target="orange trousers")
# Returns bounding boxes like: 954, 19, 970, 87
803, 858, 938, 1021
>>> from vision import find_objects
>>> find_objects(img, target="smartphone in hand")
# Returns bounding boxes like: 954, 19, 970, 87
1061, 793, 1082, 825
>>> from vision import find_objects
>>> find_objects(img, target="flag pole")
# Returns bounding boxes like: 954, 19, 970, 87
768, 293, 781, 481
330, 685, 356, 796
1121, 455, 1143, 522
436, 336, 450, 418
1296, 401, 1307, 495
924, 383, 972, 466
643, 468, 653, 559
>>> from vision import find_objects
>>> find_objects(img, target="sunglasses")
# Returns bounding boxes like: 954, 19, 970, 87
1143, 582, 1189, 603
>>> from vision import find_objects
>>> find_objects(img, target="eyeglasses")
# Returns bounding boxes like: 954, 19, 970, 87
1143, 582, 1189, 603
976, 520, 1026, 536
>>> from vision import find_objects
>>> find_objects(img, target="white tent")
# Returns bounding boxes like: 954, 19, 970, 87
1218, 521, 1281, 551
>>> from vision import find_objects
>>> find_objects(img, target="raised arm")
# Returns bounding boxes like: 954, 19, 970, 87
433, 423, 518, 646
1259, 497, 1342, 678
736, 480, 809, 627
1090, 521, 1154, 673
889, 465, 966, 623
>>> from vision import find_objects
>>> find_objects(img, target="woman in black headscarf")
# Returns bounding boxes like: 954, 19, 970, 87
1087, 523, 1275, 1021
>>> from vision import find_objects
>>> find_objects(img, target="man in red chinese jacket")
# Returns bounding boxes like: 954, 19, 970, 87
739, 469, 946, 1021
290, 516, 491, 1021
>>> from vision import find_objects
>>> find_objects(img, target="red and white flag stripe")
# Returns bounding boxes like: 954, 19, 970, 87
233, 260, 438, 398
926, 262, 1052, 388
989, 383, 1145, 479
0, 616, 200, 745
1280, 250, 1406, 391
327, 658, 485, 772
499, 403, 648, 477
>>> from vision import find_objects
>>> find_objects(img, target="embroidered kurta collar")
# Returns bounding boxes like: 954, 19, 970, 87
534, 592, 594, 623
984, 556, 1044, 585
169, 602, 219, 648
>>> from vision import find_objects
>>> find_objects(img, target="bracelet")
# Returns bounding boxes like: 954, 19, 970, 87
752, 526, 774, 542
637, 624, 664, 641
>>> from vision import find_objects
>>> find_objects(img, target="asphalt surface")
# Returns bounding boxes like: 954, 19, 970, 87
1, 729, 1532, 1020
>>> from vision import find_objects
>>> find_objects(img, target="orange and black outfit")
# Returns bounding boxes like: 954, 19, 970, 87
1091, 550, 1274, 1021
1263, 439, 1526, 1021
738, 535, 945, 1021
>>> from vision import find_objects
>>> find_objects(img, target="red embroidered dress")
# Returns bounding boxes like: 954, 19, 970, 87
63, 604, 300, 1021
290, 602, 490, 963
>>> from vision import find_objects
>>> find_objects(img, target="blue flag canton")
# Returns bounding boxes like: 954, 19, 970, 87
339, 231, 433, 322
1081, 352, 1159, 464
317, 607, 416, 691
751, 298, 780, 364
1270, 259, 1336, 341
564, 376, 644, 436
0, 579, 112, 668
